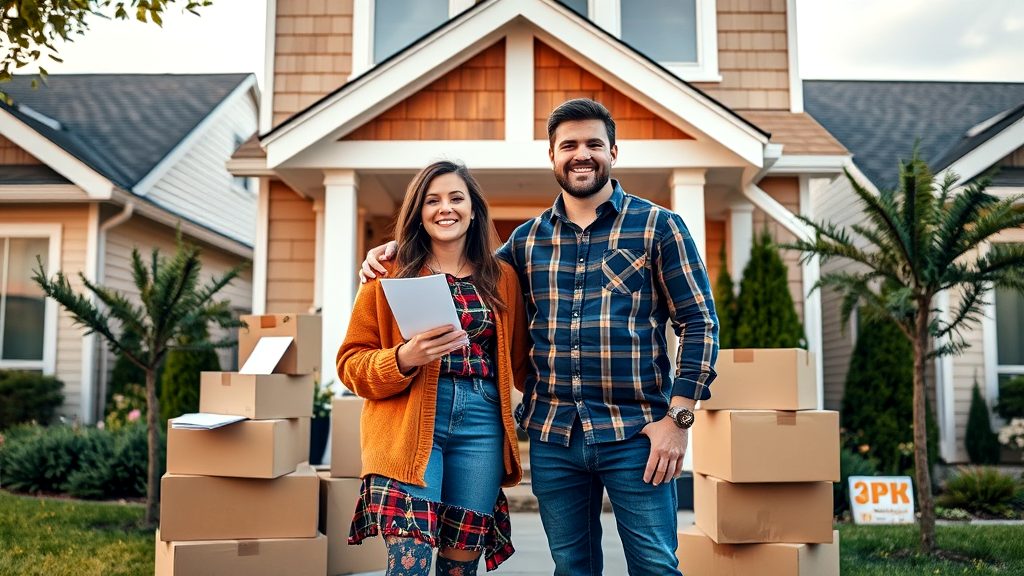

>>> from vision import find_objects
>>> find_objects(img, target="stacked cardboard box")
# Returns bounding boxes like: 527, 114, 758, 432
156, 314, 326, 575
681, 349, 841, 575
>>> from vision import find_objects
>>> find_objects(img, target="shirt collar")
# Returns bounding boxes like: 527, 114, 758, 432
548, 180, 625, 224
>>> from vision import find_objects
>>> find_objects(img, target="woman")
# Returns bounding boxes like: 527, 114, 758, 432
337, 160, 531, 576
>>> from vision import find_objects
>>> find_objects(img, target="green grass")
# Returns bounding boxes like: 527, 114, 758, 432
0, 490, 152, 576
839, 523, 1024, 575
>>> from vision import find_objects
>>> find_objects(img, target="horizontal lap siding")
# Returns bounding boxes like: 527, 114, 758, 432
343, 41, 506, 140
533, 40, 692, 140
753, 177, 804, 324
265, 181, 316, 314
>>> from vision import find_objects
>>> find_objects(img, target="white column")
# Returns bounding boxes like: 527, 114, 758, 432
802, 176, 827, 408
505, 26, 534, 143
321, 170, 360, 387
80, 204, 100, 424
251, 177, 270, 315
934, 291, 958, 462
350, 0, 373, 80
728, 202, 753, 282
670, 169, 707, 261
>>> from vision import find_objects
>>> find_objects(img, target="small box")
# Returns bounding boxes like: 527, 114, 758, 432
319, 473, 387, 575
239, 314, 321, 375
199, 371, 315, 419
330, 396, 363, 478
693, 410, 839, 483
167, 418, 309, 479
155, 531, 327, 576
159, 465, 319, 541
694, 473, 834, 544
677, 525, 839, 576
702, 349, 818, 410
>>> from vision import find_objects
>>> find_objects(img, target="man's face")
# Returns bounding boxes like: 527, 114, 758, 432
549, 119, 617, 199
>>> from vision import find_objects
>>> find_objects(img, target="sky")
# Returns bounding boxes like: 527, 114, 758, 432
18, 0, 1024, 91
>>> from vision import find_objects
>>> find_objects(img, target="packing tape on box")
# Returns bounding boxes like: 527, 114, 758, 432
733, 349, 755, 363
776, 412, 797, 426
260, 316, 277, 328
237, 541, 260, 556
221, 373, 231, 386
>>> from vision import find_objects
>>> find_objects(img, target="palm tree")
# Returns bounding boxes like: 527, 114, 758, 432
33, 237, 243, 526
786, 154, 1024, 553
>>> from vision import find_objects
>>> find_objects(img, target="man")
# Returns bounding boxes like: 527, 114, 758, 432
363, 98, 718, 575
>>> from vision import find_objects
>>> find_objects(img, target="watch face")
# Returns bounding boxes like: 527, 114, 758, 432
675, 408, 694, 428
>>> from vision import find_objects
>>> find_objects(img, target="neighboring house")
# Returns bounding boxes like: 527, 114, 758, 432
231, 0, 851, 465
0, 74, 259, 424
805, 80, 1024, 463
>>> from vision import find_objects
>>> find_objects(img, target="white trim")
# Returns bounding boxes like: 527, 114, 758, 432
321, 170, 359, 385
669, 168, 707, 260
742, 183, 813, 241
801, 175, 826, 405
450, 0, 474, 17
135, 76, 258, 195
261, 0, 277, 134
786, 0, 802, 113
0, 108, 116, 199
934, 290, 958, 462
981, 243, 1000, 416
505, 26, 534, 143
768, 154, 849, 175
225, 157, 274, 177
728, 202, 753, 281
313, 197, 325, 311
0, 185, 92, 201
289, 139, 748, 170
351, 0, 373, 78
252, 177, 270, 314
937, 115, 1024, 187
265, 0, 766, 168
80, 204, 100, 424
0, 223, 61, 376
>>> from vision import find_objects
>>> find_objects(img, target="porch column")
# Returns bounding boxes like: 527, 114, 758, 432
802, 177, 830, 408
669, 169, 705, 472
321, 170, 359, 386
728, 202, 754, 282
935, 290, 958, 462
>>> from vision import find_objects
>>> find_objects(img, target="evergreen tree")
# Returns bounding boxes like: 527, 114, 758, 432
159, 328, 221, 424
734, 229, 804, 348
712, 243, 737, 349
965, 381, 1001, 464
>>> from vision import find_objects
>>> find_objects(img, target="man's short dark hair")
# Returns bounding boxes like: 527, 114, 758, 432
546, 98, 616, 148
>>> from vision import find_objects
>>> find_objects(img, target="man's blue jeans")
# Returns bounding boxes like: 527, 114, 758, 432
529, 420, 681, 576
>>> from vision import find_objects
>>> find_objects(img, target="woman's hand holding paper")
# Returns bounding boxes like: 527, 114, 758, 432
396, 325, 469, 374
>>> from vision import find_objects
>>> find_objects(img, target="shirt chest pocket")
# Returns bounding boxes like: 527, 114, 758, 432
601, 248, 648, 295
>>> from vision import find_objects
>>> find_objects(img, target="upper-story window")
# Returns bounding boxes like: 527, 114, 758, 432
373, 0, 449, 63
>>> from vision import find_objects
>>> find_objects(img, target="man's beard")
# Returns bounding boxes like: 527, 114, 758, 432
554, 164, 609, 199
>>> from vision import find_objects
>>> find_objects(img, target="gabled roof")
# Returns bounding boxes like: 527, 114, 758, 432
1, 74, 252, 190
804, 80, 1024, 189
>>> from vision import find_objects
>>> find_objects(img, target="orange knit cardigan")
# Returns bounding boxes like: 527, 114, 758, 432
336, 260, 531, 488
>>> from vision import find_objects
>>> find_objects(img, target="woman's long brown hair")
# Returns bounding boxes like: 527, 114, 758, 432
392, 160, 506, 312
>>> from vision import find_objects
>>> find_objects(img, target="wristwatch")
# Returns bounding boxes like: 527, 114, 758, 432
666, 406, 695, 429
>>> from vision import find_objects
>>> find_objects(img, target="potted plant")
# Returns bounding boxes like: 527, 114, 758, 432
309, 381, 334, 466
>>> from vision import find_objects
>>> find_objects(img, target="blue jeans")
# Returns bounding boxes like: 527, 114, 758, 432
529, 420, 681, 576
398, 375, 504, 514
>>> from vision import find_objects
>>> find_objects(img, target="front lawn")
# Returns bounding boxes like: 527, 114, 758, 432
840, 523, 1024, 575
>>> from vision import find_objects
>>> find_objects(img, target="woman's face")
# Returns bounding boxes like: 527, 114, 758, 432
420, 172, 473, 246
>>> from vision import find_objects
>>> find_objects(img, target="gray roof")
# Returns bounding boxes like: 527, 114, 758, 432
804, 80, 1024, 190
1, 74, 251, 190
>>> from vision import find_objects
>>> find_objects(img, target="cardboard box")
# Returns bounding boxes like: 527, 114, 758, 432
319, 473, 387, 575
239, 314, 321, 375
693, 410, 839, 483
159, 465, 319, 541
155, 531, 327, 576
677, 525, 839, 576
694, 473, 834, 544
701, 349, 818, 411
167, 418, 309, 479
330, 396, 363, 478
199, 371, 315, 419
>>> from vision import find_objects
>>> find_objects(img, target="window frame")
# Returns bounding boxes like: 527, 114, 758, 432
0, 223, 61, 374
352, 0, 474, 77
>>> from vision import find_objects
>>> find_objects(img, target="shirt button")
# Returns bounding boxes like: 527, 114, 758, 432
573, 344, 579, 350
578, 257, 584, 263
572, 311, 579, 317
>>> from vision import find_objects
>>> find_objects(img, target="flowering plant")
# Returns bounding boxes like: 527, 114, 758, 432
997, 418, 1024, 459
313, 380, 335, 419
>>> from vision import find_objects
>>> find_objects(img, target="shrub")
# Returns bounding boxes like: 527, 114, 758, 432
996, 376, 1024, 420
966, 382, 1001, 464
937, 466, 1019, 517
159, 341, 221, 424
712, 244, 737, 349
0, 370, 64, 430
734, 229, 803, 348
66, 422, 156, 499
835, 446, 878, 516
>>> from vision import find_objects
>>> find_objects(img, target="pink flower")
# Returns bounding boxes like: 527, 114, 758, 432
97, 421, 105, 430
128, 409, 141, 422
0, 433, 5, 447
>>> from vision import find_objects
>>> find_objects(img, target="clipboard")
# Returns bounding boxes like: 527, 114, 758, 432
379, 273, 461, 340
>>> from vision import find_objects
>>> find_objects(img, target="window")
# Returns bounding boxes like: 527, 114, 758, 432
0, 232, 55, 371
373, 0, 449, 63
995, 284, 1024, 387
560, 0, 589, 17
621, 0, 697, 63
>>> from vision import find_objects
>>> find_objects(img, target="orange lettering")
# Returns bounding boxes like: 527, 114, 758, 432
853, 481, 869, 504
890, 482, 910, 504
871, 481, 888, 504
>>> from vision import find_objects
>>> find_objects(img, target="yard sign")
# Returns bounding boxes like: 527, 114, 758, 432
848, 475, 915, 525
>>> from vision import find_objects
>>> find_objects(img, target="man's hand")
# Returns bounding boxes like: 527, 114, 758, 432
396, 325, 469, 374
360, 241, 398, 283
640, 418, 688, 485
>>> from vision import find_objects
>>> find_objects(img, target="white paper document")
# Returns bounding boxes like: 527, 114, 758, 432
170, 413, 248, 430
380, 274, 461, 340
239, 336, 294, 374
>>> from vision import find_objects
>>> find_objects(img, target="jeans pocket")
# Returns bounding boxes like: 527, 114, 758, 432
601, 248, 647, 294
476, 380, 502, 407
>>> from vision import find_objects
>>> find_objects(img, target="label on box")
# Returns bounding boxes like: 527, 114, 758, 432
849, 475, 915, 524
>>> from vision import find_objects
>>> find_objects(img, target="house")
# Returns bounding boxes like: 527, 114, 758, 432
0, 73, 259, 424
231, 0, 852, 462
805, 80, 1024, 463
